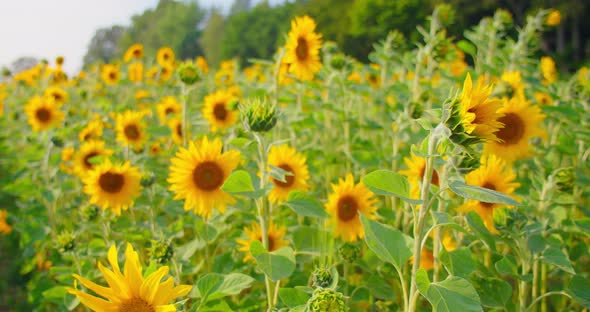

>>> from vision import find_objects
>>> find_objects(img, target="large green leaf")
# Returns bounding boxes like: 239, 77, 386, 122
567, 275, 590, 308
278, 288, 311, 308
221, 170, 267, 198
439, 248, 476, 279
282, 191, 329, 219
465, 212, 496, 250
417, 270, 483, 312
362, 170, 422, 204
472, 276, 512, 309
360, 214, 413, 269
542, 247, 575, 274
195, 273, 255, 302
250, 240, 296, 281
449, 181, 522, 206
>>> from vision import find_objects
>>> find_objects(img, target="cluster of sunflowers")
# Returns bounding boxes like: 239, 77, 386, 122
1, 6, 589, 312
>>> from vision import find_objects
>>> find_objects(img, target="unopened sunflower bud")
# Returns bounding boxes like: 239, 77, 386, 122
330, 54, 346, 70
80, 205, 99, 221
338, 243, 361, 263
323, 41, 339, 55
554, 167, 574, 193
149, 240, 174, 264
79, 89, 88, 100
177, 61, 201, 85
495, 9, 513, 26
410, 101, 424, 119
435, 3, 455, 26
306, 288, 347, 312
51, 136, 64, 148
312, 267, 333, 288
141, 173, 156, 187
242, 98, 278, 132
56, 231, 76, 253
2, 67, 11, 77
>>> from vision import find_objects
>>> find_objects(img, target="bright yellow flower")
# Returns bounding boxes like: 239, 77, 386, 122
534, 92, 553, 106
267, 145, 310, 204
128, 62, 143, 83
61, 146, 75, 162
202, 90, 238, 132
24, 96, 64, 132
43, 86, 68, 104
283, 16, 322, 81
546, 9, 561, 26
499, 71, 525, 99
124, 43, 144, 62
115, 111, 147, 147
237, 222, 288, 262
0, 210, 11, 234
460, 73, 504, 141
400, 153, 441, 200
157, 47, 175, 67
156, 96, 182, 124
196, 56, 209, 74
167, 118, 185, 145
79, 119, 104, 142
73, 140, 114, 177
540, 56, 557, 85
101, 64, 119, 86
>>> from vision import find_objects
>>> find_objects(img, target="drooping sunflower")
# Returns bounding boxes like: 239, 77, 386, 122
115, 110, 147, 147
128, 62, 143, 83
124, 43, 144, 62
283, 15, 322, 81
73, 140, 114, 176
43, 86, 68, 104
202, 90, 238, 132
459, 73, 504, 141
325, 174, 377, 242
267, 145, 310, 204
484, 97, 546, 162
157, 47, 175, 67
24, 96, 64, 132
82, 159, 141, 216
156, 96, 182, 124
68, 243, 192, 311
498, 71, 525, 99
167, 137, 241, 218
101, 64, 119, 86
458, 155, 520, 233
237, 222, 288, 262
167, 118, 185, 145
399, 153, 441, 200
79, 119, 104, 142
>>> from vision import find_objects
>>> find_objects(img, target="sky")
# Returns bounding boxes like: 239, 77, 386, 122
0, 0, 240, 74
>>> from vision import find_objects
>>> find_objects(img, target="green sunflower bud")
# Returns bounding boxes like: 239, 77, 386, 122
338, 243, 361, 263
306, 288, 347, 312
149, 240, 174, 264
443, 97, 481, 149
435, 3, 455, 26
177, 61, 201, 85
410, 101, 424, 119
2, 67, 11, 77
554, 167, 574, 193
495, 9, 513, 26
80, 205, 99, 221
312, 267, 333, 288
56, 231, 76, 253
141, 173, 156, 187
51, 136, 64, 148
241, 98, 278, 132
330, 54, 347, 70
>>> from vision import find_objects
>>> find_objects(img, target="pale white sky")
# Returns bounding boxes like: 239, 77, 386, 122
0, 0, 238, 74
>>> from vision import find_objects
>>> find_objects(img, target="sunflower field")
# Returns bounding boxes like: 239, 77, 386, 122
1, 5, 590, 312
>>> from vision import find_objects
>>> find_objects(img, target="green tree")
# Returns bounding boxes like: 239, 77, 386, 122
200, 8, 225, 67
83, 26, 125, 66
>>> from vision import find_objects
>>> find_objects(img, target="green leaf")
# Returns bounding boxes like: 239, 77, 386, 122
574, 218, 590, 235
527, 234, 547, 254
495, 256, 518, 276
221, 170, 266, 198
465, 212, 496, 250
472, 276, 512, 308
177, 237, 206, 261
250, 241, 296, 281
360, 214, 413, 269
362, 170, 422, 204
457, 40, 476, 56
268, 164, 293, 183
42, 286, 67, 299
418, 274, 483, 312
567, 275, 590, 308
449, 181, 522, 206
542, 247, 575, 274
282, 191, 329, 219
278, 288, 311, 308
439, 247, 476, 279
366, 274, 396, 300
197, 273, 224, 301
208, 273, 256, 300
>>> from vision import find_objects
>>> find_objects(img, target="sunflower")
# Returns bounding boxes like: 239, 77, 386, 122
546, 9, 561, 26
498, 71, 525, 99
124, 43, 144, 62
196, 56, 209, 74
116, 110, 147, 147
283, 15, 322, 81
168, 118, 185, 145
24, 96, 64, 132
325, 174, 377, 242
61, 146, 74, 162
157, 47, 175, 66
484, 97, 546, 162
43, 86, 68, 104
237, 222, 288, 262
159, 64, 175, 83
79, 119, 104, 142
410, 248, 434, 271
366, 64, 381, 88
0, 209, 11, 235
156, 96, 182, 124
399, 153, 441, 200
101, 64, 119, 86
149, 141, 162, 157
458, 155, 520, 233
278, 60, 294, 86
73, 140, 114, 176
128, 62, 143, 83
83, 159, 141, 216
459, 73, 504, 141
267, 145, 310, 204
202, 90, 238, 132
540, 56, 557, 85
68, 243, 192, 311
167, 137, 241, 218
534, 92, 553, 106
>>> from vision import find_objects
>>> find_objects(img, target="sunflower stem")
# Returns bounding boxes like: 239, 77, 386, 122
180, 84, 190, 148
432, 164, 448, 283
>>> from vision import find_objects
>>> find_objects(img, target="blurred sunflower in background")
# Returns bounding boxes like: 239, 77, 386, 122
157, 47, 175, 66
68, 243, 192, 311
73, 140, 113, 176
484, 97, 546, 162
167, 118, 185, 145
79, 119, 104, 142
24, 96, 64, 132
156, 96, 181, 124
267, 145, 310, 204
196, 56, 209, 74
202, 90, 238, 132
167, 137, 240, 218
540, 56, 557, 85
128, 62, 143, 83
400, 152, 441, 199
43, 86, 68, 105
115, 110, 147, 147
498, 71, 525, 99
0, 209, 12, 235
82, 159, 141, 216
460, 73, 504, 141
284, 15, 322, 81
123, 43, 144, 62
237, 222, 288, 262
325, 174, 377, 242
458, 155, 520, 233
101, 64, 119, 86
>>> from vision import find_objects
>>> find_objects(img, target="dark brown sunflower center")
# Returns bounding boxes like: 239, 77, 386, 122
164, 107, 175, 115
133, 49, 142, 57
124, 124, 141, 140
163, 53, 170, 60
119, 297, 155, 312
99, 172, 125, 194
419, 166, 440, 187
337, 196, 359, 222
272, 164, 295, 188
52, 93, 63, 101
295, 37, 309, 60
495, 113, 525, 145
480, 182, 496, 208
109, 71, 117, 80
35, 108, 51, 122
83, 151, 99, 168
213, 103, 228, 121
176, 124, 182, 137
192, 161, 224, 191
258, 235, 276, 251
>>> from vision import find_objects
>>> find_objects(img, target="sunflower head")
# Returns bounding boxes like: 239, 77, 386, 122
68, 243, 192, 311
128, 62, 144, 83
177, 61, 201, 85
82, 159, 142, 216
498, 71, 524, 99
540, 56, 557, 85
283, 15, 323, 81
101, 64, 119, 86
267, 145, 310, 203
400, 153, 441, 199
156, 96, 181, 124
73, 140, 113, 176
241, 97, 278, 133
196, 56, 209, 74
0, 209, 12, 235
115, 110, 147, 147
167, 137, 241, 218
202, 90, 239, 132
325, 174, 377, 242
24, 95, 64, 132
157, 47, 175, 66
79, 119, 104, 142
167, 118, 185, 145
43, 87, 68, 104
124, 43, 144, 62
236, 222, 288, 262
306, 288, 347, 312
546, 9, 561, 26
459, 73, 504, 141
